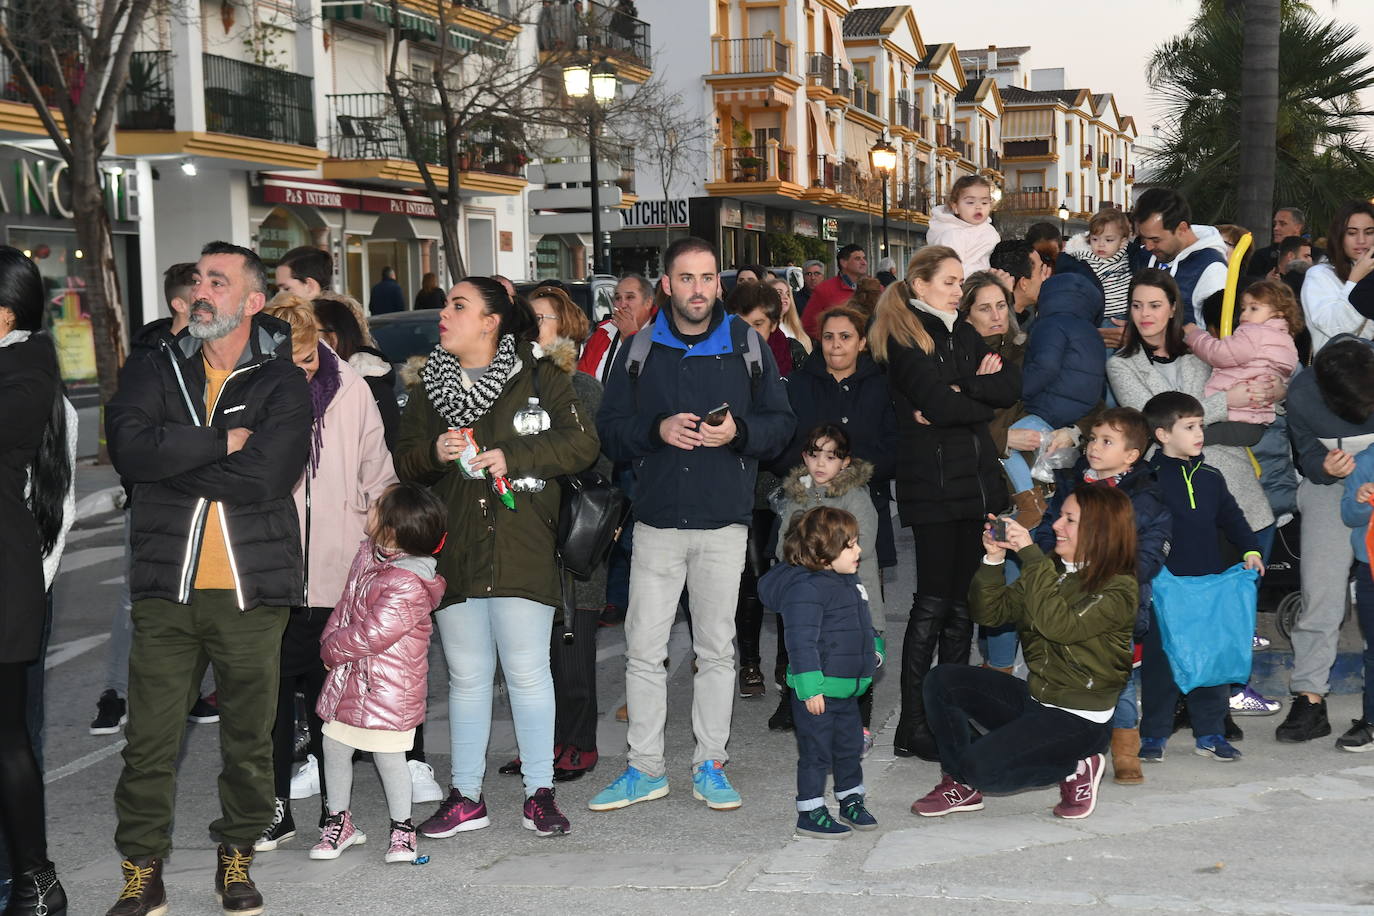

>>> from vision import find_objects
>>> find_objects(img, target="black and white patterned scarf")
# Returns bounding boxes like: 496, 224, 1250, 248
421, 332, 518, 428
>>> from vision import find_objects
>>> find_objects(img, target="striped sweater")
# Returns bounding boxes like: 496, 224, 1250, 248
1068, 234, 1132, 321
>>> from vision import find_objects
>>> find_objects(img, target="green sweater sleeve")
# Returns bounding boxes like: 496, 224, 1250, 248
969, 557, 1025, 628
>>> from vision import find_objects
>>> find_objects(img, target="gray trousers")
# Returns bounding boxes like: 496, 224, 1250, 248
624, 523, 747, 778
1291, 479, 1353, 695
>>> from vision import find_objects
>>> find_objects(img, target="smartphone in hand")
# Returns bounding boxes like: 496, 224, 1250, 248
703, 402, 730, 426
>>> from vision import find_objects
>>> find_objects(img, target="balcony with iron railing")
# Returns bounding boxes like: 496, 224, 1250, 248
984, 148, 1001, 172
1080, 144, 1093, 165
834, 64, 851, 97
118, 50, 175, 130
1080, 195, 1095, 213
202, 54, 314, 147
1127, 163, 1136, 181
0, 36, 69, 110
806, 52, 832, 87
1000, 188, 1059, 212
1098, 152, 1109, 170
950, 131, 969, 160
890, 96, 915, 132
326, 92, 528, 176
1112, 157, 1123, 176
849, 84, 879, 116
811, 154, 861, 195
537, 0, 651, 72
894, 183, 929, 214
715, 143, 793, 184
712, 37, 790, 75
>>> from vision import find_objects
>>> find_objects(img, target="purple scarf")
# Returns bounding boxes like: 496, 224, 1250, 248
308, 342, 341, 478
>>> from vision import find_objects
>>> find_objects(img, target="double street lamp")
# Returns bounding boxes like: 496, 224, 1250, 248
563, 58, 618, 276
868, 135, 897, 256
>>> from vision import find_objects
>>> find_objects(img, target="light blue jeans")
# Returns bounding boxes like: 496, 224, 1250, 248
1111, 667, 1142, 729
1002, 415, 1055, 493
435, 597, 556, 799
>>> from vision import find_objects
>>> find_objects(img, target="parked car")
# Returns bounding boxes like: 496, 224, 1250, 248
516, 276, 617, 323
719, 266, 803, 295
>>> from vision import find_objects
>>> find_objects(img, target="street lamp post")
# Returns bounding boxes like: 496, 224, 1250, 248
564, 59, 619, 276
1057, 200, 1070, 240
869, 135, 897, 258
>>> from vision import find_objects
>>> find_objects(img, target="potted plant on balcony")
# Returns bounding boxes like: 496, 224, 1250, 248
124, 56, 171, 130
732, 122, 761, 180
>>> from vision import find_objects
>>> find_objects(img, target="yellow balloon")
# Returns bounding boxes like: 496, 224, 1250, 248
1220, 232, 1253, 338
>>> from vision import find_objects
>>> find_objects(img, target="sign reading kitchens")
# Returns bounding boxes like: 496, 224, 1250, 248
263, 180, 438, 219
621, 198, 689, 230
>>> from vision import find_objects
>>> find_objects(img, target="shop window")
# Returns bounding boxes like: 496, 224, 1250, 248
258, 206, 310, 269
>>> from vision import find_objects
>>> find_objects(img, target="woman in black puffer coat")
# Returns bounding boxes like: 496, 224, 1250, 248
869, 246, 1020, 761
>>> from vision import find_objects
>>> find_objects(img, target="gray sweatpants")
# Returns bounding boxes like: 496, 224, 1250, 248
624, 523, 747, 778
1291, 479, 1353, 695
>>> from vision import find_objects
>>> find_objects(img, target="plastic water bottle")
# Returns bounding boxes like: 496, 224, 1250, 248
510, 397, 550, 492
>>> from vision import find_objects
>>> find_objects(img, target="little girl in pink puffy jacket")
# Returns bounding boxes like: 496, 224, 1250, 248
1183, 279, 1302, 424
311, 483, 447, 865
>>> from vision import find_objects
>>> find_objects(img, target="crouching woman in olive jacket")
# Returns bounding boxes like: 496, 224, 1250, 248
911, 485, 1137, 821
394, 278, 600, 838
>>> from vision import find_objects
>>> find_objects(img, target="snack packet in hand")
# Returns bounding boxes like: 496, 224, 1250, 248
449, 427, 517, 510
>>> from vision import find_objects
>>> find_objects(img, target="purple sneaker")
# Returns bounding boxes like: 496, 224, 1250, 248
1230, 685, 1281, 716
419, 789, 490, 838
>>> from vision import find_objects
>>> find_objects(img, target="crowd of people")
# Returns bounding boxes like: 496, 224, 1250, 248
3, 180, 1374, 914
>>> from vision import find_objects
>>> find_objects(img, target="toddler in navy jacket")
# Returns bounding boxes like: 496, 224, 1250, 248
1141, 392, 1264, 765
758, 506, 882, 841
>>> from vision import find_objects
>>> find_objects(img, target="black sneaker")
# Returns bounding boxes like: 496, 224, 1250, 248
767, 694, 794, 731
188, 693, 220, 724
1336, 719, 1374, 752
1224, 713, 1244, 742
254, 797, 296, 851
1275, 695, 1331, 743
738, 664, 765, 698
91, 689, 128, 735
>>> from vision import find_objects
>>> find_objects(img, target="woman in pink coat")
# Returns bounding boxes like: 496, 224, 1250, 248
257, 296, 398, 853
1183, 279, 1302, 424
312, 482, 447, 864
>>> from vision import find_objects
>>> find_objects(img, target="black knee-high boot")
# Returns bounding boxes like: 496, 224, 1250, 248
939, 602, 975, 666
893, 594, 947, 760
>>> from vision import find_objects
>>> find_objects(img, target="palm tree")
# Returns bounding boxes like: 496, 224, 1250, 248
1237, 0, 1281, 246
1145, 4, 1374, 237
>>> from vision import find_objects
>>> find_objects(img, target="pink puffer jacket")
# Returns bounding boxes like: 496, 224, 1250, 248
316, 541, 446, 732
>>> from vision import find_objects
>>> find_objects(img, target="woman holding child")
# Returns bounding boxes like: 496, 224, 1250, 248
869, 246, 1020, 760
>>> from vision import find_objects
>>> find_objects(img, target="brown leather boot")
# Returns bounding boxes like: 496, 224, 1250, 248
1012, 487, 1048, 530
1111, 727, 1144, 785
214, 844, 264, 915
106, 857, 167, 916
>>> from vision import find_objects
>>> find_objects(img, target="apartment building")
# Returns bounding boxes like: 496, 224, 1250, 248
632, 0, 999, 272
996, 76, 1138, 234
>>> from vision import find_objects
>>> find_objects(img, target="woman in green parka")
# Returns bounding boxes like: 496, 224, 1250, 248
394, 277, 599, 839
911, 484, 1137, 822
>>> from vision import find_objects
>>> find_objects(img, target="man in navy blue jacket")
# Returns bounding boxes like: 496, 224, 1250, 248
590, 236, 794, 813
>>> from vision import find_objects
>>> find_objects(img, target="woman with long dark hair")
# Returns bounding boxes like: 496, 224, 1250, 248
313, 294, 401, 449
1302, 200, 1374, 353
868, 246, 1020, 761
0, 245, 69, 913
912, 485, 1137, 821
395, 278, 599, 839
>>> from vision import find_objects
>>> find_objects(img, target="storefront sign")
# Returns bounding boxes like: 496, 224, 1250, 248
3, 155, 138, 224
742, 204, 767, 232
792, 212, 819, 237
621, 198, 690, 229
821, 217, 840, 241
719, 199, 742, 228
261, 177, 438, 219
766, 208, 789, 233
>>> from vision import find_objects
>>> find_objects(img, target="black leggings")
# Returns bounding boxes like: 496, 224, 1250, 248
911, 520, 985, 602
271, 608, 330, 806
0, 662, 48, 875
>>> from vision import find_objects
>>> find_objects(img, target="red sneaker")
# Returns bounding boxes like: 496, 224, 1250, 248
911, 773, 984, 817
1053, 753, 1106, 819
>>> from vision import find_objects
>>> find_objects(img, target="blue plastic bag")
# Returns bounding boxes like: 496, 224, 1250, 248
1151, 564, 1259, 692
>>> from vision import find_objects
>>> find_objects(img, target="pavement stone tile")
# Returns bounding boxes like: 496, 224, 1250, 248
467, 852, 743, 889
1104, 893, 1217, 910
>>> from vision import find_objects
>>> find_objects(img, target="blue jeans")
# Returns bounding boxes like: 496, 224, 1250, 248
1356, 563, 1374, 724
1002, 415, 1054, 493
1111, 667, 1141, 728
1254, 416, 1298, 518
435, 597, 556, 799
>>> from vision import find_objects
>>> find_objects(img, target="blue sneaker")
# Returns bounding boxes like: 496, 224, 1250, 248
691, 760, 742, 809
1195, 734, 1242, 761
837, 793, 878, 831
794, 806, 850, 840
1139, 737, 1167, 761
587, 766, 669, 811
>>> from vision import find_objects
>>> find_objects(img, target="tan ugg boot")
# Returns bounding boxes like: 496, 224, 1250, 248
1012, 487, 1048, 530
1111, 727, 1144, 785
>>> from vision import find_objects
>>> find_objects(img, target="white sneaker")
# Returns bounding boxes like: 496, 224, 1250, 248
290, 754, 321, 800
408, 759, 444, 803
